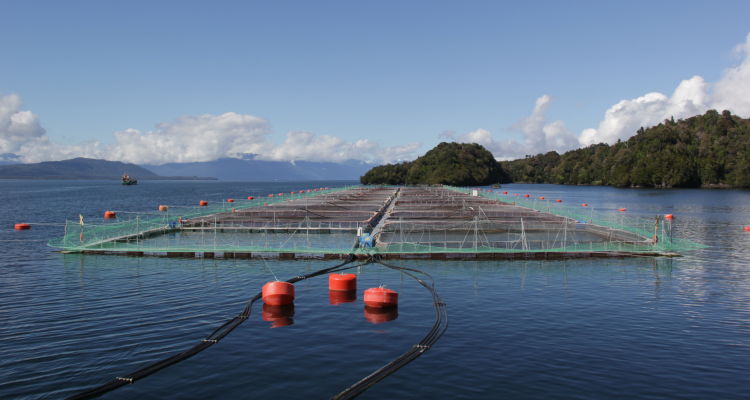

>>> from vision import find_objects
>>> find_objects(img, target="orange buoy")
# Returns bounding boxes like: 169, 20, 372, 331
199, 200, 208, 206
268, 194, 274, 198
103, 211, 116, 219
363, 287, 398, 308
502, 191, 508, 194
664, 214, 674, 220
278, 192, 283, 196
539, 196, 545, 200
523, 194, 530, 198
744, 226, 750, 231
581, 203, 588, 207
247, 196, 254, 200
329, 290, 356, 305
227, 198, 234, 203
158, 205, 168, 212
329, 273, 357, 291
14, 223, 31, 230
364, 306, 398, 324
618, 208, 627, 212
555, 199, 562, 203
262, 304, 294, 328
262, 281, 295, 306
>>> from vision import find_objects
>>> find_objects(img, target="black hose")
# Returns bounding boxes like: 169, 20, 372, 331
66, 255, 358, 400
330, 258, 449, 400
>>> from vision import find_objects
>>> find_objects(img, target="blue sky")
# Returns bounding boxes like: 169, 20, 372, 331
2, 1, 750, 164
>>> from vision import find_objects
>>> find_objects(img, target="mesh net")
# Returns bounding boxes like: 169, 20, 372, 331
48, 185, 704, 257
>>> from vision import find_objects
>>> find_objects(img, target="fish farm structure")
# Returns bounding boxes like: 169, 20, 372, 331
48, 185, 699, 259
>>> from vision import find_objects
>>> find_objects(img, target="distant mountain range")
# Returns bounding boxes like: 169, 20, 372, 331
0, 156, 374, 181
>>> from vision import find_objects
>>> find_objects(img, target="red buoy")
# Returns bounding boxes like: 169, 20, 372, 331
555, 199, 562, 203
103, 211, 116, 219
523, 194, 530, 198
262, 281, 295, 306
158, 205, 168, 212
247, 196, 254, 200
227, 198, 234, 203
618, 208, 627, 212
364, 306, 398, 324
329, 273, 357, 291
581, 203, 588, 207
329, 290, 356, 305
502, 191, 508, 194
262, 304, 294, 328
14, 223, 30, 230
363, 287, 398, 308
664, 214, 674, 220
199, 200, 208, 206
277, 193, 283, 196
539, 196, 545, 200
268, 194, 274, 198
744, 226, 750, 231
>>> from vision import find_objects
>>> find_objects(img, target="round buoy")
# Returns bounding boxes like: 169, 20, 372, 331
268, 194, 274, 198
158, 205, 169, 212
103, 211, 116, 219
278, 193, 283, 196
227, 198, 234, 203
581, 203, 588, 207
262, 281, 295, 306
618, 208, 627, 212
247, 196, 254, 200
262, 304, 294, 328
523, 194, 530, 198
744, 226, 750, 231
555, 199, 562, 203
502, 191, 508, 195
363, 287, 398, 308
664, 214, 674, 220
329, 273, 357, 291
539, 196, 545, 200
364, 306, 398, 324
199, 200, 208, 206
14, 223, 30, 230
329, 290, 356, 305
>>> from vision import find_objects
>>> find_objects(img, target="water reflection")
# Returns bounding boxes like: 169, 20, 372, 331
329, 290, 356, 305
262, 304, 295, 328
364, 306, 398, 324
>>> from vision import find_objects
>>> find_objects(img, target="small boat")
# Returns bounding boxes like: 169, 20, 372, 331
491, 183, 501, 188
121, 173, 137, 185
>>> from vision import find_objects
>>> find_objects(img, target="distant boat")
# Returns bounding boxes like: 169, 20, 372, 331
491, 183, 501, 188
121, 173, 137, 185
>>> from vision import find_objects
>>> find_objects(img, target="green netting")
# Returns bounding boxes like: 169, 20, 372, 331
48, 185, 704, 256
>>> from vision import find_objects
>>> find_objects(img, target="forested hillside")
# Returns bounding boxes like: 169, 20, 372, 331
501, 110, 750, 188
361, 142, 509, 185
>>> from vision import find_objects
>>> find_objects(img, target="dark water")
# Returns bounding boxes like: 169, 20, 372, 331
1, 181, 749, 399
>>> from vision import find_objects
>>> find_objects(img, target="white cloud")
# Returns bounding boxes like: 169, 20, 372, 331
458, 32, 750, 157
0, 93, 47, 155
261, 131, 419, 163
456, 95, 579, 159
0, 96, 419, 164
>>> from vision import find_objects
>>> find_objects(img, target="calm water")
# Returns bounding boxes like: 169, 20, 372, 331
1, 180, 749, 399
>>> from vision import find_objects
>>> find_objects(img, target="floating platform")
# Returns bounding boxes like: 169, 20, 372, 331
49, 185, 699, 259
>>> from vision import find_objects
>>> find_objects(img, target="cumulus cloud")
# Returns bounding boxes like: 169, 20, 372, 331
456, 95, 579, 159
0, 95, 419, 165
0, 93, 47, 155
456, 32, 750, 157
580, 33, 750, 146
261, 131, 420, 163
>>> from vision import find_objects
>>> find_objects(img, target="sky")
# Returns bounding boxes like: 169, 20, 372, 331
2, 0, 750, 165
